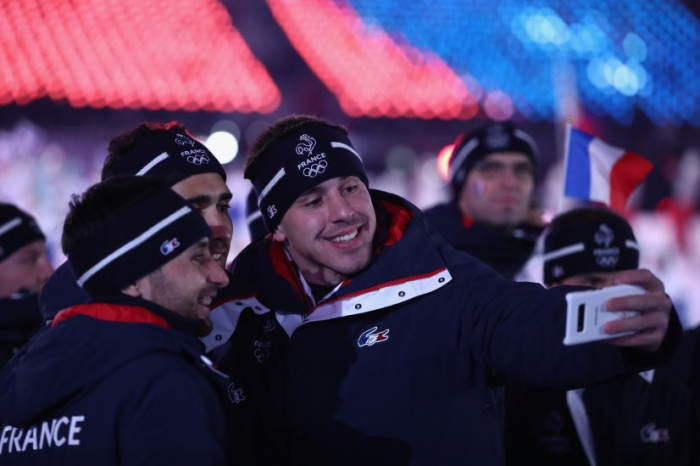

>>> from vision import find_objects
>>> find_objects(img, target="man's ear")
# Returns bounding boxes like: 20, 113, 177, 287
272, 225, 287, 243
121, 281, 142, 298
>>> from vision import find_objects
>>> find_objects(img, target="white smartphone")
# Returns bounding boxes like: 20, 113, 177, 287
563, 284, 645, 346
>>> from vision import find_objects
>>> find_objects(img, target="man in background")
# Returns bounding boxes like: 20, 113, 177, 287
506, 206, 699, 466
0, 203, 53, 367
424, 122, 543, 279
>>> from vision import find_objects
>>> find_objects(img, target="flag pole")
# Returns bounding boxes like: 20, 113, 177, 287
558, 118, 573, 213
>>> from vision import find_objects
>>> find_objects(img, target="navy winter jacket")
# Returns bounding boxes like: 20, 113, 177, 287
423, 200, 542, 279
39, 261, 88, 322
0, 296, 230, 465
205, 190, 679, 466
0, 292, 43, 369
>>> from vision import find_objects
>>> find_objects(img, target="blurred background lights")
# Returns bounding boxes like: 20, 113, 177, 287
623, 33, 647, 61
436, 144, 455, 181
0, 0, 698, 124
341, 0, 700, 125
204, 131, 239, 165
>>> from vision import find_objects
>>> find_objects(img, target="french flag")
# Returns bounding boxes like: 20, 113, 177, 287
563, 127, 653, 213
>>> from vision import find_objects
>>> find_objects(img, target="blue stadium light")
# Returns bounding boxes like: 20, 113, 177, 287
347, 0, 700, 125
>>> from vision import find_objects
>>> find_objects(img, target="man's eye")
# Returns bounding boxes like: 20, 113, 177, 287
218, 203, 230, 214
304, 198, 322, 208
514, 164, 534, 178
344, 185, 359, 194
477, 162, 503, 175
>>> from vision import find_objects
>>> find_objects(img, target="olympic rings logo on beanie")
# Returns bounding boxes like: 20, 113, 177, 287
542, 211, 639, 285
67, 187, 210, 296
246, 124, 369, 232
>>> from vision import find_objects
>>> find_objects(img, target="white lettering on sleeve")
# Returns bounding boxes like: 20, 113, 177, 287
0, 416, 85, 455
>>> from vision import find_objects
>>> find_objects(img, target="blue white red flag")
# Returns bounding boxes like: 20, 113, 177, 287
563, 127, 653, 213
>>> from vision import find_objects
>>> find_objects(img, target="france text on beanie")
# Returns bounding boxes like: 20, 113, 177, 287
102, 127, 226, 185
542, 208, 639, 285
246, 124, 369, 232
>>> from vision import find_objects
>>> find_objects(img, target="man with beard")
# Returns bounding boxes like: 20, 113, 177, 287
0, 176, 230, 465
205, 114, 680, 466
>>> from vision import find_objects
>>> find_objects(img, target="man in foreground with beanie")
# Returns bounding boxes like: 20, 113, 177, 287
0, 176, 231, 465
39, 121, 233, 323
424, 122, 543, 279
205, 114, 679, 466
506, 207, 700, 466
0, 203, 53, 368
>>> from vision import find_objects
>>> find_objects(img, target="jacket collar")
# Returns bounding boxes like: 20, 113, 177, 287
52, 295, 207, 336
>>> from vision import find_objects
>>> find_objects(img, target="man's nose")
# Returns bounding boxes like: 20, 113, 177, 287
207, 260, 229, 288
38, 257, 54, 284
327, 193, 354, 221
203, 210, 232, 240
499, 167, 521, 187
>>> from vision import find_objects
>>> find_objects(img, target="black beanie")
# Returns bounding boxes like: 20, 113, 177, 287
247, 124, 369, 232
0, 203, 45, 263
245, 189, 267, 242
448, 122, 538, 196
67, 187, 210, 296
542, 207, 639, 285
102, 126, 227, 185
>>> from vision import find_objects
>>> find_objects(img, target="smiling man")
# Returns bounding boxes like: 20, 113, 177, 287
206, 115, 679, 466
0, 176, 230, 465
424, 122, 543, 279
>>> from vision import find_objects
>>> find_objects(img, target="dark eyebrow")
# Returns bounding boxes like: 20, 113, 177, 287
186, 194, 213, 205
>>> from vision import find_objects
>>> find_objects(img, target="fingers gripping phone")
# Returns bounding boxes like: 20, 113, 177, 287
563, 284, 645, 346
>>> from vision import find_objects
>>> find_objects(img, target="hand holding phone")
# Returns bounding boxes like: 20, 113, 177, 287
563, 284, 645, 346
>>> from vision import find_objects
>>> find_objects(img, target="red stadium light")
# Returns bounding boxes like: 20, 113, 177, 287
267, 0, 480, 120
0, 0, 280, 113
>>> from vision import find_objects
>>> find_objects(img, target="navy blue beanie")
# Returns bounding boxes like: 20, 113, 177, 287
0, 203, 45, 263
449, 122, 538, 196
246, 124, 368, 232
245, 189, 267, 242
543, 207, 639, 285
67, 187, 210, 296
102, 126, 227, 185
